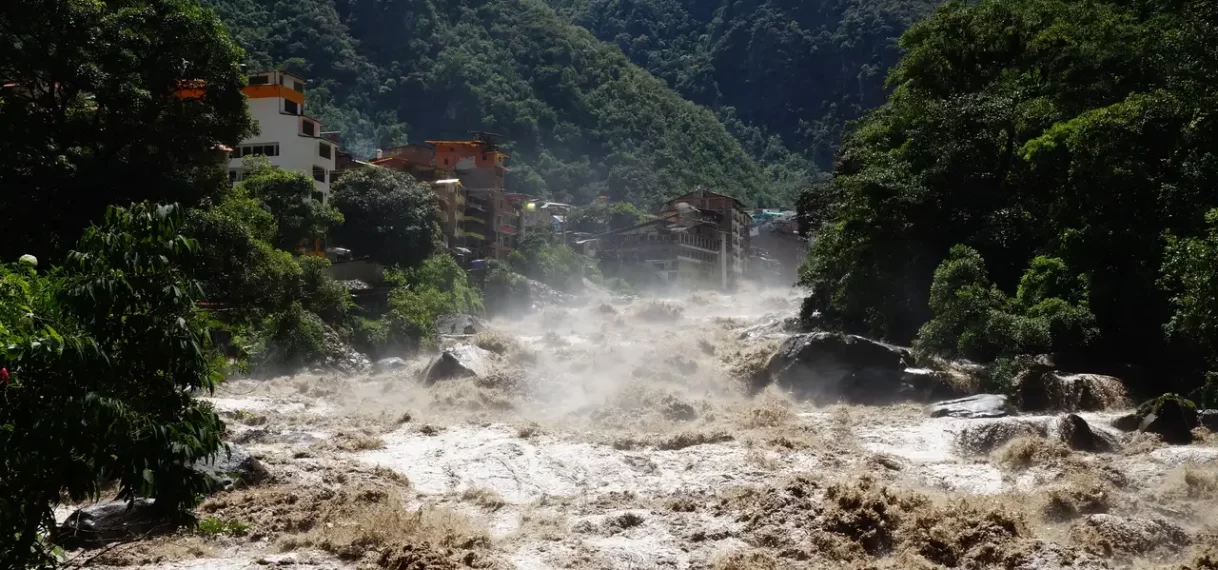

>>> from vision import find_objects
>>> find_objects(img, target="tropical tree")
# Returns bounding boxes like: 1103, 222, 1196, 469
0, 204, 225, 569
330, 167, 440, 267
0, 0, 253, 261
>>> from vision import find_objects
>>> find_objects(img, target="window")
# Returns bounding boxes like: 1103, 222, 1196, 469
247, 75, 270, 86
228, 170, 237, 183
312, 166, 326, 183
293, 80, 305, 92
312, 190, 325, 202
302, 120, 316, 137
235, 143, 279, 158
319, 142, 331, 159
443, 158, 449, 165
284, 99, 299, 115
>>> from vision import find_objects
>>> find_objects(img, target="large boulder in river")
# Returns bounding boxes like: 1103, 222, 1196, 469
927, 394, 1011, 419
1058, 414, 1114, 452
194, 444, 268, 490
1015, 369, 1128, 412
423, 344, 492, 385
59, 499, 185, 546
435, 314, 485, 335
763, 332, 911, 403
1136, 394, 1198, 444
901, 368, 971, 402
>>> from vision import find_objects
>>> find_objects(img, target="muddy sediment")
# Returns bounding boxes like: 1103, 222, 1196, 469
72, 288, 1218, 570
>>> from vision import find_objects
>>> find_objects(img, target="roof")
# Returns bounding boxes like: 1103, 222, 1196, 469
666, 190, 748, 210
590, 212, 680, 239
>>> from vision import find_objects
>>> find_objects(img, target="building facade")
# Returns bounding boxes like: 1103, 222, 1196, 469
659, 190, 751, 289
226, 71, 337, 202
426, 134, 520, 260
594, 213, 728, 290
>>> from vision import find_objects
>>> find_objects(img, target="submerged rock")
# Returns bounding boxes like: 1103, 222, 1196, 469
423, 344, 492, 385
1137, 394, 1198, 444
763, 331, 910, 404
194, 444, 268, 490
1015, 369, 1128, 412
374, 357, 409, 373
901, 368, 969, 402
1068, 514, 1190, 557
436, 314, 485, 335
927, 394, 1010, 419
1058, 414, 1114, 453
1111, 413, 1141, 432
1200, 409, 1218, 431
59, 499, 184, 546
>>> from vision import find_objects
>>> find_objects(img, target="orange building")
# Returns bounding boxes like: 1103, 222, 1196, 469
425, 133, 518, 260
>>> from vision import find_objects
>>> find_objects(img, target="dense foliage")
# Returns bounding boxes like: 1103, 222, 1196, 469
0, 0, 253, 262
202, 0, 796, 208
548, 0, 937, 171
566, 200, 652, 235
330, 168, 441, 267
238, 158, 344, 253
800, 0, 1218, 394
1, 204, 225, 569
361, 255, 484, 353
508, 231, 598, 293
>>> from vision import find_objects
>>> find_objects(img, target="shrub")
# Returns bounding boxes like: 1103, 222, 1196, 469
295, 255, 351, 326
915, 247, 1097, 362
0, 204, 225, 568
259, 302, 327, 370
379, 254, 483, 351
330, 167, 440, 267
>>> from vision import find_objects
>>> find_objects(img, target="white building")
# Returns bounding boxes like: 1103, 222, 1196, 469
227, 71, 337, 202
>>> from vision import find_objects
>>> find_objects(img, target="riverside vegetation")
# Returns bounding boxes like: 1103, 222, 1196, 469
3, 0, 1218, 567
798, 0, 1218, 408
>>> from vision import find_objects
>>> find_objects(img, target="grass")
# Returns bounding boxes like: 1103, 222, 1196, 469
197, 517, 251, 537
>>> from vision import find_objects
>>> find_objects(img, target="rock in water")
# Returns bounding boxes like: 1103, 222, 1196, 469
374, 357, 409, 373
926, 394, 1010, 419
1015, 369, 1128, 412
435, 314, 485, 335
763, 331, 910, 404
1058, 414, 1113, 452
59, 499, 182, 546
1111, 413, 1141, 432
901, 368, 969, 402
194, 444, 268, 490
1201, 409, 1218, 431
1068, 514, 1190, 557
423, 344, 492, 385
1137, 394, 1198, 444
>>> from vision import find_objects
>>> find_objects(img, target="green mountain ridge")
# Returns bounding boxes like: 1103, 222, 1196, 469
545, 0, 939, 169
205, 0, 801, 208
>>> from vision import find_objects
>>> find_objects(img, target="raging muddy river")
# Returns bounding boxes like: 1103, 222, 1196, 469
79, 287, 1218, 569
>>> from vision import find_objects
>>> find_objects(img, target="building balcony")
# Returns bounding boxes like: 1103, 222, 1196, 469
500, 225, 517, 235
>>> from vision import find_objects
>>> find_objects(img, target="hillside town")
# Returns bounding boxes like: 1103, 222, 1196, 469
220, 70, 805, 292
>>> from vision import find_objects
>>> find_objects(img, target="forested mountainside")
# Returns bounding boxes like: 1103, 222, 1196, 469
546, 0, 938, 169
204, 0, 814, 208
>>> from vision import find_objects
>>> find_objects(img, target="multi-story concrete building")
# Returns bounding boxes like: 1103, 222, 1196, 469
427, 133, 520, 260
225, 71, 337, 202
659, 190, 751, 289
593, 212, 728, 290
